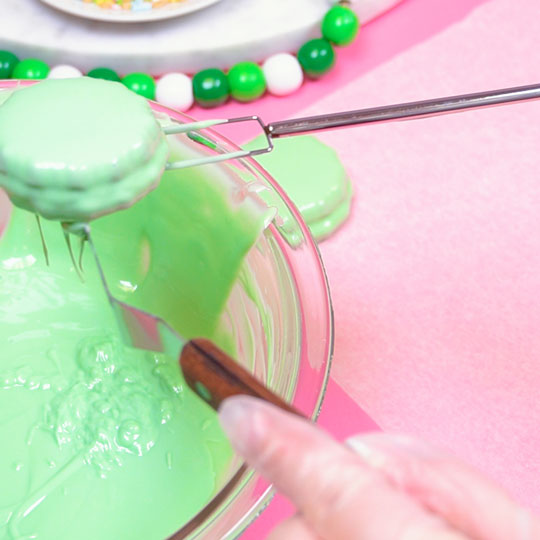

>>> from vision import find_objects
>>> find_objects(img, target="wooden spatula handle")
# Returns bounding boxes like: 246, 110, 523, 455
180, 338, 301, 416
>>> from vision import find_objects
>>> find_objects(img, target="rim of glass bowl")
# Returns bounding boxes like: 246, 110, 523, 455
0, 81, 334, 540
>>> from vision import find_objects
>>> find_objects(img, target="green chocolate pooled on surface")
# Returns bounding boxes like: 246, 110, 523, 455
0, 78, 169, 222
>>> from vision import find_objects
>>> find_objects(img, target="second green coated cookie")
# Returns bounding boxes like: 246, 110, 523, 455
245, 134, 353, 243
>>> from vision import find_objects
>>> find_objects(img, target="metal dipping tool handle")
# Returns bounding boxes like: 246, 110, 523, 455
265, 83, 540, 137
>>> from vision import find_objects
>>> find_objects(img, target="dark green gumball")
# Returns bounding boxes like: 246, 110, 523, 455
0, 50, 19, 79
87, 67, 121, 82
297, 39, 335, 79
192, 68, 229, 107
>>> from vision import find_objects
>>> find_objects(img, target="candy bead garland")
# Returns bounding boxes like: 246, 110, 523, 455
0, 3, 359, 111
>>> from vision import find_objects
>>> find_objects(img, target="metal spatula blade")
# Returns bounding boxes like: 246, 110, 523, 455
72, 223, 185, 360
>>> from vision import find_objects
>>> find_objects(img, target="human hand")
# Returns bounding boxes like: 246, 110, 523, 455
218, 396, 539, 540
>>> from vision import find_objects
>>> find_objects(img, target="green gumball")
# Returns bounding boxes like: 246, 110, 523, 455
122, 72, 156, 100
12, 59, 50, 80
322, 5, 360, 46
228, 62, 266, 102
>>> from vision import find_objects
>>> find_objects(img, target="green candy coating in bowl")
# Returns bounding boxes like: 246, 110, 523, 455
0, 80, 333, 539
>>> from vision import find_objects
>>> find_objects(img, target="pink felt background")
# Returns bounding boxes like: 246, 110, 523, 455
236, 0, 540, 536
311, 0, 540, 511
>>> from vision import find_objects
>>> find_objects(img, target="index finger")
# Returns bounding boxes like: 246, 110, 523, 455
219, 396, 468, 540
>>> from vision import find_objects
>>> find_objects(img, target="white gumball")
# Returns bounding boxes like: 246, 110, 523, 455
48, 65, 83, 79
155, 72, 194, 112
262, 53, 303, 97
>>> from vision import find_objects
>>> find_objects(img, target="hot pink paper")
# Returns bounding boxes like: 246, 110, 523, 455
296, 0, 540, 512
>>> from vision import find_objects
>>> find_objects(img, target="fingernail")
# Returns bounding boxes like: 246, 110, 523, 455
517, 506, 536, 540
347, 433, 441, 468
346, 436, 389, 468
218, 396, 266, 458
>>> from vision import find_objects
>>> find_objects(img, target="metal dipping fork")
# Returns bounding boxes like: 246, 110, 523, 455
164, 82, 540, 171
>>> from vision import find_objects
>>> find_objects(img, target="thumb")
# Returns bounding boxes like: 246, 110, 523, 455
347, 433, 540, 540
218, 396, 467, 540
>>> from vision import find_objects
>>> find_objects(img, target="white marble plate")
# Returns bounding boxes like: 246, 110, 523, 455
38, 0, 222, 23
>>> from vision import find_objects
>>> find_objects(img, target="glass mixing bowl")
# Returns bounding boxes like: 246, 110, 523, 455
0, 81, 333, 539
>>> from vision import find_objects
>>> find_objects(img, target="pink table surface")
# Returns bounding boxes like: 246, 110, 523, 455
232, 0, 540, 537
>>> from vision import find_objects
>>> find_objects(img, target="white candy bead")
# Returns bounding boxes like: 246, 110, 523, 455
155, 72, 194, 112
48, 64, 83, 79
262, 53, 304, 97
